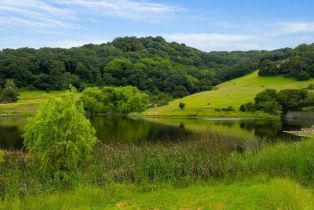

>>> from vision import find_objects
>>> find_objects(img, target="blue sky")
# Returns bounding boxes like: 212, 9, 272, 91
1, 0, 314, 51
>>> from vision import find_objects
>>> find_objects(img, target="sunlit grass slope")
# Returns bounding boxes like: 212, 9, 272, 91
0, 90, 62, 116
144, 71, 314, 118
2, 178, 313, 210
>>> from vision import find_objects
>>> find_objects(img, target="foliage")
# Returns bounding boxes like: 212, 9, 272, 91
0, 37, 268, 100
81, 86, 149, 114
0, 79, 19, 103
221, 106, 234, 111
277, 89, 308, 112
241, 88, 310, 115
258, 44, 314, 81
145, 71, 314, 118
239, 102, 255, 112
2, 130, 314, 200
254, 89, 282, 115
258, 59, 279, 76
23, 89, 97, 179
179, 102, 186, 110
0, 149, 4, 164
296, 71, 310, 81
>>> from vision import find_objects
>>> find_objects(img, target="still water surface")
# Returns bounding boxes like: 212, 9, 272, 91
0, 116, 311, 150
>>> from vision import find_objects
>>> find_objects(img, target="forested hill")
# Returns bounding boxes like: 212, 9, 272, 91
0, 36, 277, 99
258, 44, 314, 81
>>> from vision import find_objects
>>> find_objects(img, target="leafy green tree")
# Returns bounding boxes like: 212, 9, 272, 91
49, 60, 65, 89
24, 89, 97, 179
80, 87, 106, 114
254, 89, 282, 115
81, 86, 149, 114
179, 102, 186, 110
0, 79, 19, 103
254, 89, 278, 109
295, 71, 310, 81
277, 89, 308, 113
239, 102, 255, 112
258, 59, 279, 76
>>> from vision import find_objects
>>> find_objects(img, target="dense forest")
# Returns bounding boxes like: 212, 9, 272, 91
0, 36, 267, 100
258, 44, 314, 80
1, 36, 314, 102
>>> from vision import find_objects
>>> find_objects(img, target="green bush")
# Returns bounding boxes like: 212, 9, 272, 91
179, 102, 186, 110
296, 71, 310, 81
0, 79, 19, 103
239, 102, 255, 112
222, 106, 234, 112
81, 86, 149, 115
0, 150, 4, 164
24, 89, 97, 180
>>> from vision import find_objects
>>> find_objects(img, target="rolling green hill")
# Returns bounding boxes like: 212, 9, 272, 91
0, 90, 62, 116
143, 71, 314, 118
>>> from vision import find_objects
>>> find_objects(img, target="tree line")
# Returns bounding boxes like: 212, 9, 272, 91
0, 36, 267, 101
258, 44, 314, 81
240, 86, 314, 116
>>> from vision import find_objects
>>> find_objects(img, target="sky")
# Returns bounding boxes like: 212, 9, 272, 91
1, 0, 314, 51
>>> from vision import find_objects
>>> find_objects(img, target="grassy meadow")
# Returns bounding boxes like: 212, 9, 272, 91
144, 71, 314, 118
2, 178, 313, 210
0, 90, 62, 116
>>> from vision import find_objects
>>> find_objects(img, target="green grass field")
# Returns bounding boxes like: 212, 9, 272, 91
2, 178, 313, 210
0, 90, 62, 116
144, 71, 314, 118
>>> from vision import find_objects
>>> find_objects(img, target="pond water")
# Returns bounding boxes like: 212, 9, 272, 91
0, 116, 311, 150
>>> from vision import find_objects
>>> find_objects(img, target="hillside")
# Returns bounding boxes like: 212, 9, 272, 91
0, 90, 62, 116
0, 36, 268, 99
144, 71, 314, 118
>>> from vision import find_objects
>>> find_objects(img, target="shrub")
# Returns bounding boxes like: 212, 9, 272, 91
24, 89, 97, 180
239, 102, 255, 112
0, 79, 19, 103
259, 101, 282, 115
295, 71, 310, 81
222, 106, 234, 112
306, 84, 314, 90
81, 86, 149, 115
179, 102, 186, 110
0, 150, 4, 164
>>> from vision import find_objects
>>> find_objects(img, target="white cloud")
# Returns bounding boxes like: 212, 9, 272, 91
275, 21, 314, 34
0, 0, 76, 29
58, 0, 180, 21
0, 0, 179, 30
164, 33, 257, 51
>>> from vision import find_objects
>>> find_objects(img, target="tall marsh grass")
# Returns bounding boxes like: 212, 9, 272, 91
0, 132, 313, 198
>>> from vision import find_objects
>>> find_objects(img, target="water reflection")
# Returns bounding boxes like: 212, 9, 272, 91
91, 116, 193, 144
0, 116, 309, 150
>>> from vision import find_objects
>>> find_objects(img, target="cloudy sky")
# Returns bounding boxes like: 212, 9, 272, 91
1, 0, 314, 51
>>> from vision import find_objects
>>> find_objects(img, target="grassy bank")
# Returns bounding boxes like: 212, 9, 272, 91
144, 71, 314, 118
0, 90, 62, 116
2, 134, 314, 195
1, 178, 313, 210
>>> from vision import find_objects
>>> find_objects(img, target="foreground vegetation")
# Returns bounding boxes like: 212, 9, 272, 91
2, 132, 314, 205
1, 178, 313, 210
144, 71, 314, 118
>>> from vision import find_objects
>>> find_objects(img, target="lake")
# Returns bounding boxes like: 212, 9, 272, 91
0, 116, 311, 150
